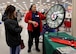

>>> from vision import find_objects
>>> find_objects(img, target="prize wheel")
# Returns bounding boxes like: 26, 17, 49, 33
46, 4, 65, 29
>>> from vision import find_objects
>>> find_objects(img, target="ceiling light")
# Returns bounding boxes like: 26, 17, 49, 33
16, 3, 19, 4
46, 0, 50, 2
36, 4, 38, 6
43, 3, 46, 5
13, 0, 16, 2
7, 2, 10, 3
37, 2, 40, 3
30, 0, 33, 2
24, 4, 28, 10
65, 1, 69, 3
18, 5, 25, 10
15, 5, 20, 10
22, 2, 26, 4
51, 1, 55, 3
36, 4, 38, 7
2, 3, 5, 5
11, 4, 14, 5
62, 0, 66, 2
65, 1, 72, 5
30, 3, 33, 5
48, 4, 50, 5
56, 2, 58, 4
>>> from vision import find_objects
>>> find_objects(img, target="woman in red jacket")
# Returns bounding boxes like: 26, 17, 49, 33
24, 4, 46, 53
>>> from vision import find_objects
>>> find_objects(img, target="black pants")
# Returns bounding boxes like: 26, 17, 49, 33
28, 27, 40, 50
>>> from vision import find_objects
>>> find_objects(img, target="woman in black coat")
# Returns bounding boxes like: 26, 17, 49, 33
3, 5, 23, 54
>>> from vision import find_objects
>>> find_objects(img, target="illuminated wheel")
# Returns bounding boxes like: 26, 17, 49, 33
46, 4, 65, 29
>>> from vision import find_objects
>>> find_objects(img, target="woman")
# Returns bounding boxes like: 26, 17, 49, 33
4, 5, 23, 54
25, 4, 46, 52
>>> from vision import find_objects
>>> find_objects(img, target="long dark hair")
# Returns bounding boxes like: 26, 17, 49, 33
29, 4, 35, 11
5, 5, 16, 19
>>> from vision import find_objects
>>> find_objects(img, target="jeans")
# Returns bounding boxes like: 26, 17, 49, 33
10, 45, 21, 54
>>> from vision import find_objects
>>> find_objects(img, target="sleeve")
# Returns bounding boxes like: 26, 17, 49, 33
39, 12, 46, 20
5, 20, 22, 33
2, 14, 7, 21
24, 13, 29, 23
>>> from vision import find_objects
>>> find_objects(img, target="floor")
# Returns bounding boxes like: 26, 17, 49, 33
0, 18, 43, 54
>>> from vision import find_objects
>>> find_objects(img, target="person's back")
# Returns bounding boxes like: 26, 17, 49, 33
4, 18, 22, 47
3, 5, 23, 54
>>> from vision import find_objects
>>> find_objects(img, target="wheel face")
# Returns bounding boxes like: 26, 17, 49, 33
46, 4, 65, 29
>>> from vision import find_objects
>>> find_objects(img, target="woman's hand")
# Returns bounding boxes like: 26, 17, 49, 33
28, 20, 38, 27
32, 21, 38, 27
44, 13, 47, 17
32, 21, 36, 25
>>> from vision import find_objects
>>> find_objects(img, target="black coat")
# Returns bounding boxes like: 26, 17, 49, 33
4, 18, 22, 47
2, 13, 7, 21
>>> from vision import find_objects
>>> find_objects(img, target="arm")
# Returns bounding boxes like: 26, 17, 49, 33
24, 13, 30, 23
24, 13, 36, 24
5, 20, 22, 33
39, 12, 46, 20
2, 14, 7, 21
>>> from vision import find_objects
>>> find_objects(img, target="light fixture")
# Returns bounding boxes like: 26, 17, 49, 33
11, 4, 14, 5
0, 13, 1, 16
16, 3, 25, 10
16, 3, 19, 4
13, 0, 16, 2
51, 1, 55, 3
24, 4, 28, 10
7, 2, 10, 3
62, 0, 66, 2
2, 3, 5, 5
48, 4, 50, 5
65, 1, 69, 3
18, 5, 25, 10
30, 3, 33, 5
15, 5, 20, 10
56, 2, 58, 4
46, 0, 50, 2
30, 0, 33, 2
65, 1, 72, 5
36, 4, 38, 7
51, 4, 54, 6
43, 3, 46, 5
37, 2, 40, 3
36, 4, 38, 6
22, 2, 26, 4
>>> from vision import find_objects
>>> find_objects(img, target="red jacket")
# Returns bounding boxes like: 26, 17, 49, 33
24, 11, 45, 32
